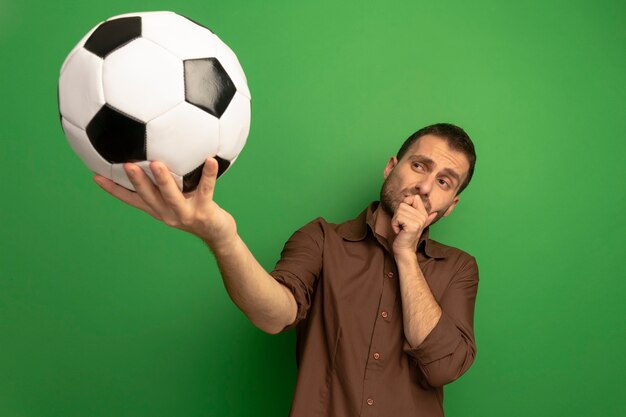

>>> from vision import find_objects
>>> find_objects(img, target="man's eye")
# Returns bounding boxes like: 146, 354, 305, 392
412, 163, 423, 171
438, 179, 450, 188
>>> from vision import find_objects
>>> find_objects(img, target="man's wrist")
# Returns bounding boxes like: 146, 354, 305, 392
393, 247, 419, 263
203, 232, 240, 257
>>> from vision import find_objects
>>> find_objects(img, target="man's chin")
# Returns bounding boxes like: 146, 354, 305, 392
428, 209, 448, 227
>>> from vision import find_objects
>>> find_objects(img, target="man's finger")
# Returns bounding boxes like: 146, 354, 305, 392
425, 211, 438, 228
409, 194, 427, 212
93, 175, 160, 219
196, 157, 218, 205
150, 161, 191, 220
124, 163, 168, 216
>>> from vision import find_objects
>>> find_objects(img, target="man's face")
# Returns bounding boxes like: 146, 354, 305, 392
380, 134, 470, 226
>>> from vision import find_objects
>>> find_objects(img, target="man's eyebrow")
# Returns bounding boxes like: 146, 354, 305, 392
408, 155, 435, 166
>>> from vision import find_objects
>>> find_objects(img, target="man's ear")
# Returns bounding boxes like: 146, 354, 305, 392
443, 196, 460, 217
383, 156, 398, 179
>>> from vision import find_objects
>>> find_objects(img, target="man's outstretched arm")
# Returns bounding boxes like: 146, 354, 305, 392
94, 157, 297, 334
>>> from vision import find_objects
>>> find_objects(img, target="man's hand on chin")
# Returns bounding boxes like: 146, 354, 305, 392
391, 195, 437, 257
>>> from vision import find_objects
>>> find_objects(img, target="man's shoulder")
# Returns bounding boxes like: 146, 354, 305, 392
294, 206, 370, 242
426, 237, 479, 276
427, 238, 475, 258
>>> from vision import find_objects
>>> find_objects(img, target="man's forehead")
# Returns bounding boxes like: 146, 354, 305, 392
403, 135, 470, 173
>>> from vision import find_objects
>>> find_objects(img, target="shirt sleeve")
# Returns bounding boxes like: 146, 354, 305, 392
403, 254, 479, 387
269, 218, 325, 333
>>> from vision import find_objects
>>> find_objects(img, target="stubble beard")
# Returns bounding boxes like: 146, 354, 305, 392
379, 174, 399, 217
379, 172, 444, 225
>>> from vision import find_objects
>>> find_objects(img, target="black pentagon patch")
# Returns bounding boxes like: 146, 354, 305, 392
86, 105, 146, 163
184, 58, 236, 118
182, 157, 231, 192
182, 164, 204, 192
215, 156, 231, 178
84, 16, 142, 58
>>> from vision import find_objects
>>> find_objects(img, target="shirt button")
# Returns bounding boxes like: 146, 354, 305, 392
367, 398, 374, 406
387, 272, 394, 278
381, 311, 388, 318
373, 352, 380, 360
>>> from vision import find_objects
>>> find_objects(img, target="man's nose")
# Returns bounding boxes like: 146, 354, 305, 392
415, 174, 435, 195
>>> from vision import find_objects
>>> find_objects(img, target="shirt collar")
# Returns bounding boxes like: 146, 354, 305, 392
336, 202, 448, 259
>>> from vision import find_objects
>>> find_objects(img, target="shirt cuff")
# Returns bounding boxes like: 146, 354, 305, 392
403, 310, 461, 364
270, 270, 311, 333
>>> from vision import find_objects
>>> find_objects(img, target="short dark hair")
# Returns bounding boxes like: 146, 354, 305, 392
396, 123, 476, 195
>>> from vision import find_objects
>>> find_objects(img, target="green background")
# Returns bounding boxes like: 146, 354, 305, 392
1, 0, 625, 416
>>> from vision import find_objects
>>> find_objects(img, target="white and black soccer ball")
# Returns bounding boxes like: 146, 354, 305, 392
58, 11, 251, 192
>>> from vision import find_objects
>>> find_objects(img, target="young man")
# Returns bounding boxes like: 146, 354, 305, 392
95, 122, 479, 417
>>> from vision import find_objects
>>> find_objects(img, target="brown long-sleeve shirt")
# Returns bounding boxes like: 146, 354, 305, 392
270, 202, 479, 416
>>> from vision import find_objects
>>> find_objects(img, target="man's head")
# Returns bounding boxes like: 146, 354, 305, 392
380, 123, 476, 226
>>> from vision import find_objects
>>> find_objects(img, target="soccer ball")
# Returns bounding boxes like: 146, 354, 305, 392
58, 11, 251, 192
